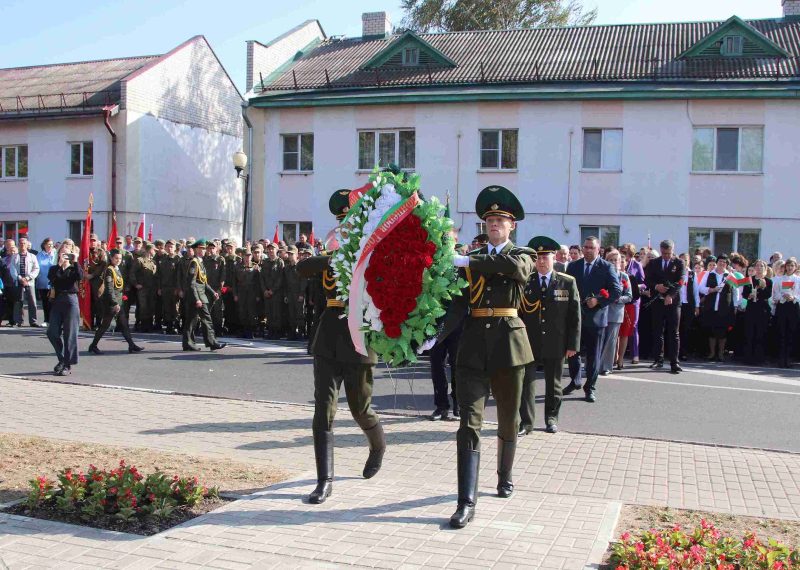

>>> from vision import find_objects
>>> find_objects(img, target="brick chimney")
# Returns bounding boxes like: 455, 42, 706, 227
784, 0, 800, 17
362, 12, 392, 39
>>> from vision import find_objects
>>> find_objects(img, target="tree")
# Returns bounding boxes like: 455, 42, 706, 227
400, 0, 597, 33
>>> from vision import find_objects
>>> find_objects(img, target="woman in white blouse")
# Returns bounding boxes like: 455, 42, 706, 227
698, 254, 741, 362
772, 257, 800, 368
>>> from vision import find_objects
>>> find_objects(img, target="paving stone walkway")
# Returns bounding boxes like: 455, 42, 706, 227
0, 375, 798, 568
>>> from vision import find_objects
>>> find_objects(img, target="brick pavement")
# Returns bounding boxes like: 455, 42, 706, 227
0, 375, 799, 568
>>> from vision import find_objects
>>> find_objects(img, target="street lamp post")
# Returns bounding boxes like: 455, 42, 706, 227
232, 151, 249, 246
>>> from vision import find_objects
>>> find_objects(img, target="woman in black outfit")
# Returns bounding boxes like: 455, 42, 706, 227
698, 255, 739, 361
741, 260, 772, 365
46, 243, 84, 375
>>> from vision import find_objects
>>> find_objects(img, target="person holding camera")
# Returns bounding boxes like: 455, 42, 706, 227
46, 243, 84, 375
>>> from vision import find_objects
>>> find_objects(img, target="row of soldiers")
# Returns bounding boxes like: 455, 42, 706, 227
84, 235, 325, 344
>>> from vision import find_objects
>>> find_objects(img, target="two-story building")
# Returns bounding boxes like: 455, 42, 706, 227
243, 2, 800, 260
0, 35, 244, 245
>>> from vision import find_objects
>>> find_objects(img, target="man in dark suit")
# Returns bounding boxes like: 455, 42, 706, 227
645, 239, 685, 374
564, 236, 621, 402
519, 236, 580, 434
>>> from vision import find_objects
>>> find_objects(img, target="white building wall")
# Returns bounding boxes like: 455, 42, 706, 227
255, 97, 800, 257
246, 21, 326, 93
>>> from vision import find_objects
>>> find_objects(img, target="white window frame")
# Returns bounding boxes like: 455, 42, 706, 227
691, 126, 764, 174
68, 141, 93, 176
357, 129, 415, 171
280, 221, 313, 245
721, 35, 744, 56
0, 145, 27, 179
581, 128, 623, 172
479, 129, 518, 171
688, 227, 761, 258
401, 47, 419, 66
281, 133, 314, 173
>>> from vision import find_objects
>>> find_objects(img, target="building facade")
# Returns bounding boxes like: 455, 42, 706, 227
0, 36, 244, 245
244, 4, 800, 260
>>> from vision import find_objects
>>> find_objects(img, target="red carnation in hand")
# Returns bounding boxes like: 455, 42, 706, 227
599, 289, 609, 299
122, 295, 128, 301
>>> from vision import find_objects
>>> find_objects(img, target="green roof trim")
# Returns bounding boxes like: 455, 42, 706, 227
256, 37, 324, 91
361, 31, 457, 70
678, 16, 791, 59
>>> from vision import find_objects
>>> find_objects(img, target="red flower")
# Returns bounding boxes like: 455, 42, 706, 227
109, 487, 118, 494
599, 289, 609, 299
122, 295, 128, 301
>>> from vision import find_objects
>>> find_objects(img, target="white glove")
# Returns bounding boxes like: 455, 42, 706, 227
418, 337, 437, 354
453, 254, 470, 268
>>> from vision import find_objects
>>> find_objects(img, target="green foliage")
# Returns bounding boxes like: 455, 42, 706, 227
400, 0, 597, 33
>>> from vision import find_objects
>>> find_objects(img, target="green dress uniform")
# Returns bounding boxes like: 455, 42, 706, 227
519, 236, 581, 435
182, 240, 225, 352
153, 240, 166, 330
439, 185, 535, 529
131, 255, 157, 332
223, 251, 240, 334
295, 188, 385, 505
233, 256, 261, 339
157, 250, 181, 334
86, 250, 108, 329
260, 252, 285, 338
204, 253, 226, 336
87, 252, 143, 354
283, 248, 304, 340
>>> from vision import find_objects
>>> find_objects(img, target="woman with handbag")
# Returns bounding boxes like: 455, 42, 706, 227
46, 242, 84, 375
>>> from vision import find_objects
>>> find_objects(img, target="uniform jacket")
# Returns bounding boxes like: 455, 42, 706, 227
566, 257, 622, 328
131, 256, 157, 289
185, 257, 215, 306
101, 265, 126, 309
644, 257, 686, 302
260, 257, 285, 295
439, 242, 535, 372
157, 254, 181, 291
203, 254, 226, 290
521, 271, 580, 360
283, 262, 302, 298
297, 255, 377, 364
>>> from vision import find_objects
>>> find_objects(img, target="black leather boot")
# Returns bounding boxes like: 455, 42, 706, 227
308, 430, 333, 504
449, 448, 480, 529
496, 437, 516, 498
362, 422, 385, 479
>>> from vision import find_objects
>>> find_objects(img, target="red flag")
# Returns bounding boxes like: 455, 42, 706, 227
148, 223, 153, 242
137, 214, 145, 240
273, 224, 280, 244
309, 227, 315, 246
79, 195, 94, 330
107, 212, 118, 247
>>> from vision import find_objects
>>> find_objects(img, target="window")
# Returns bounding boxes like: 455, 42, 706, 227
689, 228, 760, 260
580, 225, 620, 249
582, 129, 622, 171
402, 47, 419, 66
67, 219, 94, 245
475, 222, 517, 244
69, 141, 93, 176
281, 221, 313, 245
358, 129, 415, 170
480, 130, 518, 170
281, 134, 314, 172
1, 145, 28, 178
692, 127, 763, 173
721, 35, 743, 56
1, 221, 28, 243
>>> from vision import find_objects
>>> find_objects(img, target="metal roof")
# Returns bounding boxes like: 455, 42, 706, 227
260, 18, 800, 93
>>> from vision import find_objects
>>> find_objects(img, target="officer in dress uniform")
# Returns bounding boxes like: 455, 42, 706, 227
131, 244, 158, 332
203, 242, 226, 337
518, 236, 580, 435
222, 241, 240, 336
87, 249, 143, 354
296, 189, 386, 505
157, 240, 181, 335
233, 249, 261, 339
182, 239, 227, 352
439, 185, 535, 529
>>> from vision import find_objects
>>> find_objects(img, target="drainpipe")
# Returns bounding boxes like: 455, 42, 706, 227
241, 102, 253, 244
102, 105, 118, 228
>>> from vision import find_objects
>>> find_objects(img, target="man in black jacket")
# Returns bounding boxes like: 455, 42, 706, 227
645, 239, 685, 374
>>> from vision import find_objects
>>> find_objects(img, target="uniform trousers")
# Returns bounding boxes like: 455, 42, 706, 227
312, 355, 378, 433
520, 358, 563, 430
91, 306, 135, 346
569, 326, 605, 394
137, 288, 156, 328
183, 302, 218, 348
456, 365, 524, 451
651, 300, 680, 364
430, 327, 461, 411
160, 290, 179, 328
286, 297, 304, 337
46, 293, 80, 366
266, 296, 283, 335
222, 290, 238, 332
209, 295, 223, 333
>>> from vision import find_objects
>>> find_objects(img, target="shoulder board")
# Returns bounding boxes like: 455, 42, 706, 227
467, 247, 484, 256
513, 246, 537, 255
555, 272, 576, 283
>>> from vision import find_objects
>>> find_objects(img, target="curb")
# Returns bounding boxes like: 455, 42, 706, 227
584, 501, 622, 569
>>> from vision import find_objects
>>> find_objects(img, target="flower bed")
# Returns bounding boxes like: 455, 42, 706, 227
4, 460, 223, 536
610, 519, 800, 569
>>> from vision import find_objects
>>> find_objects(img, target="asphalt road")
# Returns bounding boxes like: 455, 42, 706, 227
2, 327, 800, 452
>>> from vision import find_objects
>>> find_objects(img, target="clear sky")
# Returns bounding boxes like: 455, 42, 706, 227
0, 0, 786, 93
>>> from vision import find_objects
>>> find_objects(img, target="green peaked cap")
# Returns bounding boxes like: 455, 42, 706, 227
527, 235, 560, 254
329, 189, 351, 220
191, 239, 208, 248
475, 185, 525, 221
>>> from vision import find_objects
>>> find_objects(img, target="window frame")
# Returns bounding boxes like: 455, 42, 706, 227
280, 133, 314, 173
68, 141, 93, 177
688, 227, 761, 259
479, 129, 519, 171
0, 145, 28, 179
280, 221, 313, 245
581, 128, 623, 172
579, 225, 620, 249
691, 126, 764, 174
1, 220, 29, 243
721, 35, 744, 56
357, 128, 416, 171
401, 47, 419, 66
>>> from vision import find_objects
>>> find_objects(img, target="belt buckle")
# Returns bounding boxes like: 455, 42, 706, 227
485, 308, 494, 317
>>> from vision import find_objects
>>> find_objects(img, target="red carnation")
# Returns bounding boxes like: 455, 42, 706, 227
122, 295, 128, 301
599, 289, 609, 299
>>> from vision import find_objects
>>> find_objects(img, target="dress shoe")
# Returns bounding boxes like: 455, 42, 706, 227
650, 360, 664, 369
584, 392, 596, 403
183, 345, 201, 352
87, 345, 102, 355
54, 362, 65, 374
210, 342, 227, 351
562, 381, 578, 395
56, 366, 71, 376
429, 408, 446, 421
670, 363, 682, 374
362, 423, 386, 479
129, 345, 144, 353
451, 407, 460, 419
545, 423, 559, 434
517, 427, 532, 437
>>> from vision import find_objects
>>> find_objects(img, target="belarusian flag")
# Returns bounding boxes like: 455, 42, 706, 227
782, 281, 795, 290
726, 271, 749, 288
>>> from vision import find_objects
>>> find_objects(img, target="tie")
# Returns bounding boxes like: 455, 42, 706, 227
584, 262, 590, 280
663, 259, 668, 271
541, 275, 547, 293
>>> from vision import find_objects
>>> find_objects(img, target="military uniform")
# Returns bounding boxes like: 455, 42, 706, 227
182, 240, 226, 352
204, 252, 226, 336
153, 240, 166, 330
233, 252, 261, 339
86, 249, 108, 329
261, 248, 285, 338
157, 245, 181, 334
87, 250, 143, 355
519, 236, 581, 435
283, 246, 304, 340
131, 252, 158, 332
440, 185, 535, 529
296, 188, 385, 505
223, 248, 240, 335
